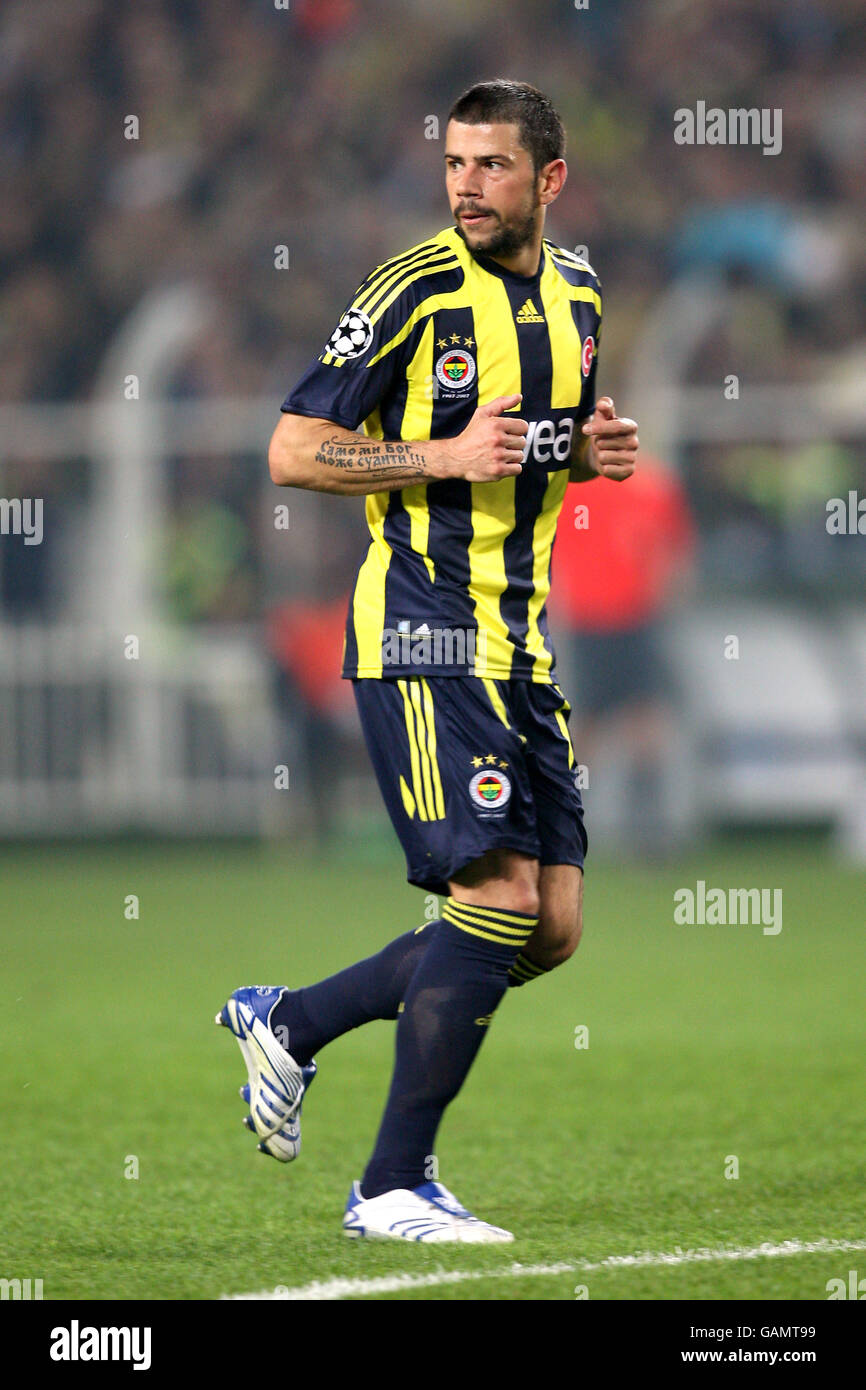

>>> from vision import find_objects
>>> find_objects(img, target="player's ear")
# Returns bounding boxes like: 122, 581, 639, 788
538, 158, 567, 205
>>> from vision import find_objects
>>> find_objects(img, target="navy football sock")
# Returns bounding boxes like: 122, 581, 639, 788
361, 901, 538, 1199
508, 950, 550, 987
269, 921, 439, 1065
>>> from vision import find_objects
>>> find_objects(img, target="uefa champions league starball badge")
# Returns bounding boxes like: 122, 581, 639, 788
325, 309, 374, 359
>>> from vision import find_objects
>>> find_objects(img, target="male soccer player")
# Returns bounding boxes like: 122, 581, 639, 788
217, 80, 638, 1242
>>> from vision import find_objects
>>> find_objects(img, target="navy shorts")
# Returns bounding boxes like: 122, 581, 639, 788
353, 675, 588, 895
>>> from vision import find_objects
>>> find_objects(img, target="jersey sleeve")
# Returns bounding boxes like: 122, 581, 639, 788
580, 273, 602, 420
281, 272, 418, 431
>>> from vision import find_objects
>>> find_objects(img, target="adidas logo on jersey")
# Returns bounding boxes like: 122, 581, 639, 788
515, 298, 544, 324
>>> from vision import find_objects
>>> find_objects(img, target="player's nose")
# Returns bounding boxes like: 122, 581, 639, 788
454, 170, 482, 198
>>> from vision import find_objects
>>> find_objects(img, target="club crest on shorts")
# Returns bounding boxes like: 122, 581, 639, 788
469, 768, 511, 811
436, 347, 477, 392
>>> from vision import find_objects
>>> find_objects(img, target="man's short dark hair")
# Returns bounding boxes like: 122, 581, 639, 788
448, 80, 565, 176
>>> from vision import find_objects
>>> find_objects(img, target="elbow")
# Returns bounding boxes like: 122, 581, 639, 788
269, 413, 331, 490
268, 419, 299, 487
268, 440, 289, 486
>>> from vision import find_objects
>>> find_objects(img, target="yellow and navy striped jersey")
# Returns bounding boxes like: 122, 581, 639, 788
281, 225, 602, 681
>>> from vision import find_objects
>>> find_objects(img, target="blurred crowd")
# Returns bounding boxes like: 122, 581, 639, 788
1, 0, 865, 620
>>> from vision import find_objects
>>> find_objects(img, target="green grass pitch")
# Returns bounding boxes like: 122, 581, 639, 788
1, 835, 863, 1301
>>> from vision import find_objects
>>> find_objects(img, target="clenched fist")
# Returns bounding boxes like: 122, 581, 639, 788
581, 397, 638, 481
432, 394, 528, 482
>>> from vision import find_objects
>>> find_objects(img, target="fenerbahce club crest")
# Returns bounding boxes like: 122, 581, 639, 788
469, 768, 511, 813
435, 347, 477, 394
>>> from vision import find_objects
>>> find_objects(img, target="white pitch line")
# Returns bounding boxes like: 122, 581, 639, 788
223, 1236, 866, 1300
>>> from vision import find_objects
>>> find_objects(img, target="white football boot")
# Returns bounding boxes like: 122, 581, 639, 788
216, 986, 315, 1161
413, 1180, 514, 1242
343, 1180, 514, 1242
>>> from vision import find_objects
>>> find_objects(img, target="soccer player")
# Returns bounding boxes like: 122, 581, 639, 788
217, 79, 639, 1242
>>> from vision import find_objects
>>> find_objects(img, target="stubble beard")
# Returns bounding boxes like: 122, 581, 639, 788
455, 200, 540, 262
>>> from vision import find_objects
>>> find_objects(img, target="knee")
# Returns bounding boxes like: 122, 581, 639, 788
505, 880, 541, 920
458, 879, 540, 920
537, 901, 583, 967
449, 850, 541, 920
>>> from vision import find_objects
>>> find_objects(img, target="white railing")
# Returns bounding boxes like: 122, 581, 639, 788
0, 623, 284, 834
0, 279, 864, 839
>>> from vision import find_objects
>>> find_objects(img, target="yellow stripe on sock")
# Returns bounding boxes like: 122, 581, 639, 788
442, 900, 536, 946
511, 954, 546, 978
444, 900, 538, 931
444, 918, 533, 948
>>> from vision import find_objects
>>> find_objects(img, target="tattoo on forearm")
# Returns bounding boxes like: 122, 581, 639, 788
315, 435, 429, 481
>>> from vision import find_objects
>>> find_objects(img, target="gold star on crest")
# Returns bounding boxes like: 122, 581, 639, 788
437, 338, 447, 350
498, 760, 509, 770
471, 755, 484, 768
464, 336, 475, 347
485, 753, 498, 765
450, 332, 460, 344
